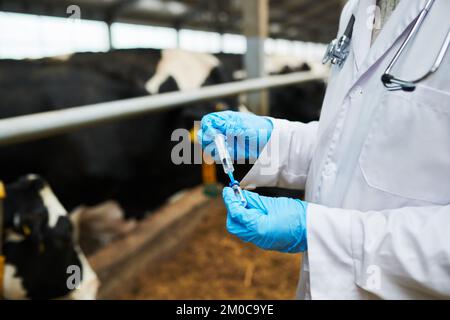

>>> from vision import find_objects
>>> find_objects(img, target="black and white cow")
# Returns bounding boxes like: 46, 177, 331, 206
0, 49, 236, 217
0, 48, 326, 217
1, 175, 99, 299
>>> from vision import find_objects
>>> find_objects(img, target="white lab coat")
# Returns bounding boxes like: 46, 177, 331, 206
242, 0, 450, 299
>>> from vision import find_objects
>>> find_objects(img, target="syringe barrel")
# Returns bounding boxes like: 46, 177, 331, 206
230, 181, 247, 207
214, 134, 234, 175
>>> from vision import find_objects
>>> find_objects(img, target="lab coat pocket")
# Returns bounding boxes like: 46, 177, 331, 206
359, 86, 450, 205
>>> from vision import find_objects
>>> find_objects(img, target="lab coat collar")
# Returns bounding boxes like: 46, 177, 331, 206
353, 0, 428, 77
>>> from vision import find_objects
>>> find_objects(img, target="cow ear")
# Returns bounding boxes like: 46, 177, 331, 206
25, 174, 46, 192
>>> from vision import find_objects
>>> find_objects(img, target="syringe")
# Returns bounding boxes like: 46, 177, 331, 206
214, 134, 247, 207
229, 180, 247, 208
214, 134, 234, 180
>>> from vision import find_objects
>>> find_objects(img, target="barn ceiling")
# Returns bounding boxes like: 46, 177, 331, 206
0, 0, 344, 43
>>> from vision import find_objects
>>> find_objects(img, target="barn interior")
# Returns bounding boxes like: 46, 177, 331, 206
0, 0, 344, 300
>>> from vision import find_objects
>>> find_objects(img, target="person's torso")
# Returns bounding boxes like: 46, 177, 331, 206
305, 0, 450, 212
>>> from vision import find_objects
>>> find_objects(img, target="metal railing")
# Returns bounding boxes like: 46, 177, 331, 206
0, 71, 327, 146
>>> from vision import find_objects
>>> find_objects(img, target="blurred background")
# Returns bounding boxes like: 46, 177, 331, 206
0, 0, 344, 300
0, 0, 340, 59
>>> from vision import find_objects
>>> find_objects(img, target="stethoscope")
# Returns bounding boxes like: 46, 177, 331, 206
322, 0, 450, 92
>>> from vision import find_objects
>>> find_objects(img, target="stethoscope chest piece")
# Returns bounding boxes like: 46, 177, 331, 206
323, 15, 355, 68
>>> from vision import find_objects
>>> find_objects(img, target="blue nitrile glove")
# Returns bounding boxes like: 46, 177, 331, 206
223, 187, 308, 253
197, 111, 273, 162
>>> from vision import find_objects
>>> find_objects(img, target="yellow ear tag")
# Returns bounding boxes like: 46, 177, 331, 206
189, 123, 200, 144
23, 225, 31, 236
0, 181, 5, 199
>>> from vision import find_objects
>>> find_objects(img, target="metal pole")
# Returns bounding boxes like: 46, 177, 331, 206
0, 71, 326, 146
243, 0, 269, 115
107, 21, 114, 50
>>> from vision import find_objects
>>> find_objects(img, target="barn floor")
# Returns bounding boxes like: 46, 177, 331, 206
114, 198, 302, 300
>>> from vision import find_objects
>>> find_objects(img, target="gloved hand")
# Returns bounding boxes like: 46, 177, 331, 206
197, 111, 273, 162
223, 187, 308, 253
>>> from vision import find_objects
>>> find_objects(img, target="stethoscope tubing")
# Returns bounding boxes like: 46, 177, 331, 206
384, 0, 435, 76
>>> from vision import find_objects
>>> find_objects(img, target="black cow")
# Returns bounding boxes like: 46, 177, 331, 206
269, 63, 326, 123
0, 49, 236, 217
1, 175, 98, 299
217, 52, 326, 123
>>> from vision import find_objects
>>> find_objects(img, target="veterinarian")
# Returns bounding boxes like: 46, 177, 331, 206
199, 0, 450, 299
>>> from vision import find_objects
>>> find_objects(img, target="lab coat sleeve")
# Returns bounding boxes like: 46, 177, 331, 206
307, 203, 450, 299
241, 118, 319, 190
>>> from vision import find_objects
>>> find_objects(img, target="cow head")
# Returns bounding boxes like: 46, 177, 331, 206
1, 174, 99, 299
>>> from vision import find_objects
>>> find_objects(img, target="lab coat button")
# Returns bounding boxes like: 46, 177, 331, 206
350, 86, 363, 99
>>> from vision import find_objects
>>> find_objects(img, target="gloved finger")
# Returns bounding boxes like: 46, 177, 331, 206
198, 131, 222, 162
198, 116, 219, 149
223, 187, 261, 225
201, 113, 228, 135
241, 190, 269, 214
199, 117, 230, 161
244, 190, 291, 210
198, 126, 218, 148
226, 212, 260, 243
197, 128, 213, 153
226, 214, 247, 237
198, 128, 224, 163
